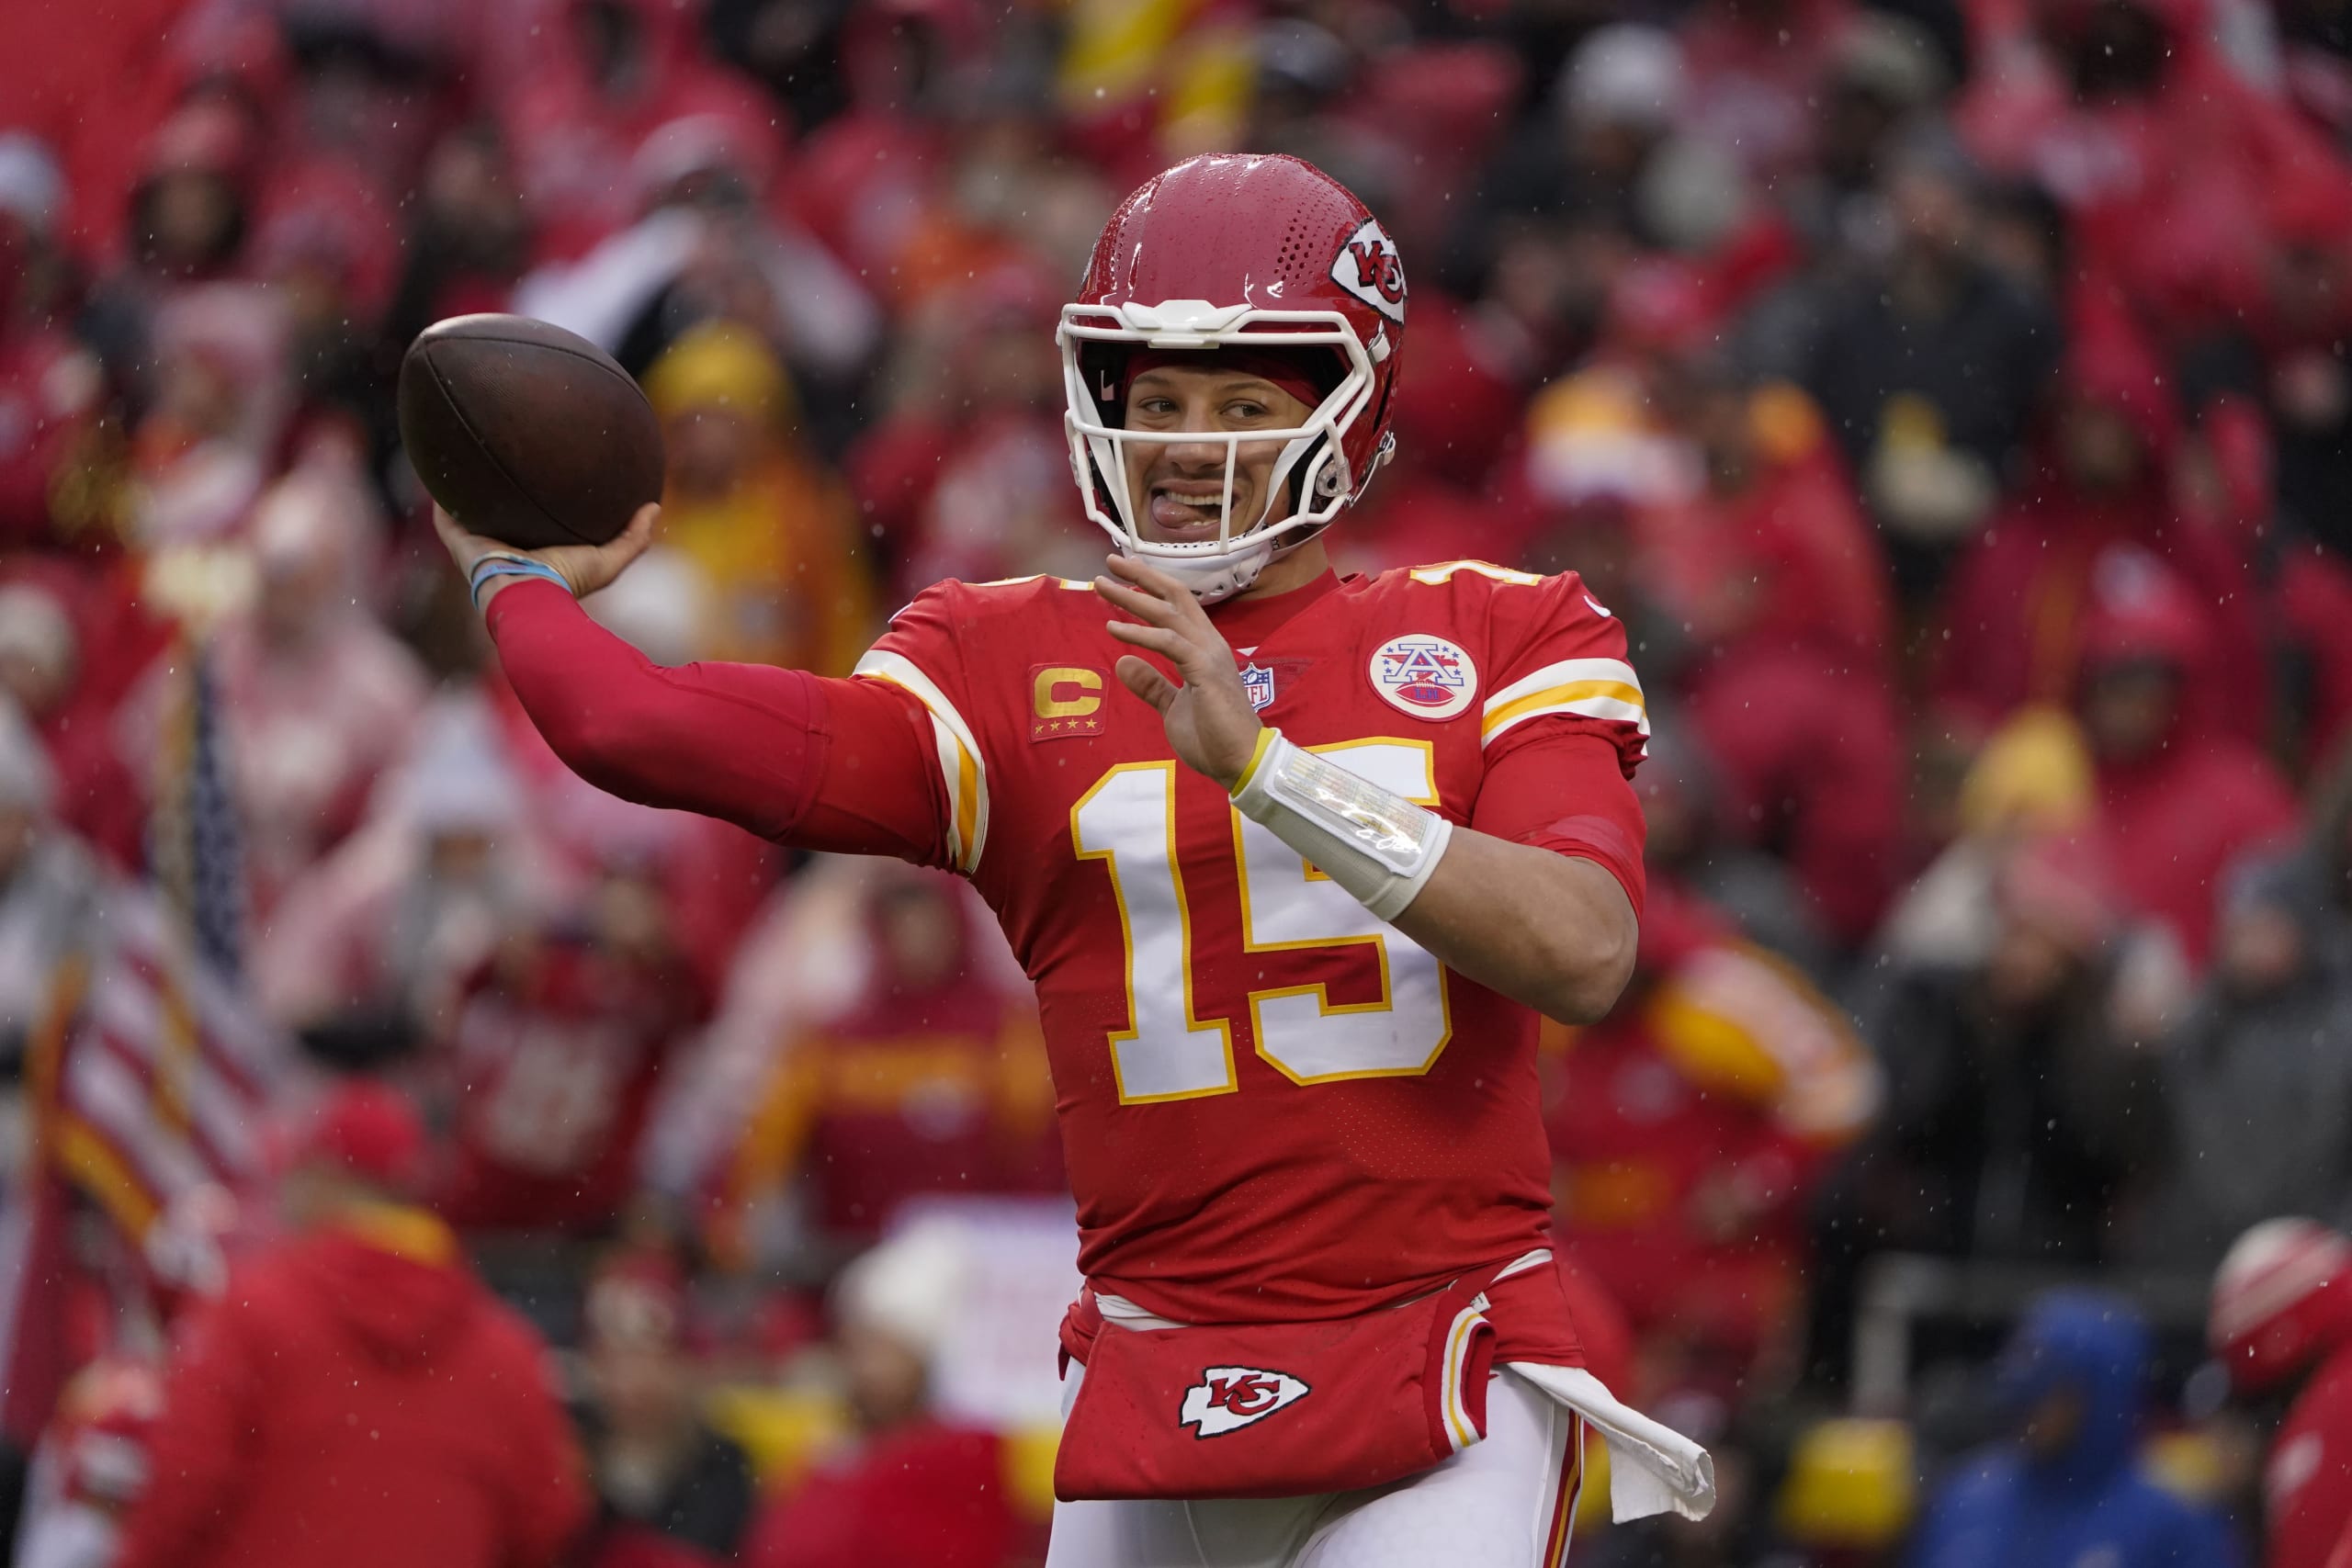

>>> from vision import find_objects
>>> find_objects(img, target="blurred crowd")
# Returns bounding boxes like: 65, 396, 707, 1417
6, 0, 2352, 1562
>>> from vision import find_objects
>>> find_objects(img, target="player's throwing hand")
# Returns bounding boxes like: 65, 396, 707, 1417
433, 503, 660, 605
1095, 553, 1264, 790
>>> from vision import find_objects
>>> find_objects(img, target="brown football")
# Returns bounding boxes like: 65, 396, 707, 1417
398, 314, 664, 549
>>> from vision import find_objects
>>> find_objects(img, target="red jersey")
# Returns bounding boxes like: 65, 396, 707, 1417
855, 561, 1648, 1325
435, 937, 700, 1235
2272, 1343, 2352, 1568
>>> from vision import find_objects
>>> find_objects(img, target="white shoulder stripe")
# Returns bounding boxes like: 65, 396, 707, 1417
852, 650, 989, 874
1484, 658, 1644, 713
1481, 657, 1649, 750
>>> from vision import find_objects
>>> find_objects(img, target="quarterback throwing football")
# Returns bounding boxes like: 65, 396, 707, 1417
437, 154, 1712, 1566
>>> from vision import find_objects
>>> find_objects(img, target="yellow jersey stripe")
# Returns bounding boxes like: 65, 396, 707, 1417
1481, 681, 1649, 746
852, 650, 989, 873
1485, 656, 1643, 712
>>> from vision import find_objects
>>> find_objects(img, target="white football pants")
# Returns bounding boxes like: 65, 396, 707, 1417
1044, 1368, 1587, 1568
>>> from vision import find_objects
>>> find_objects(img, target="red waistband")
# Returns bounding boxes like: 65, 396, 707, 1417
1063, 1256, 1585, 1371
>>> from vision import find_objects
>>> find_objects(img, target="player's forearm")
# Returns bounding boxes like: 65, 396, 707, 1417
1391, 831, 1637, 1025
482, 581, 951, 863
483, 579, 827, 837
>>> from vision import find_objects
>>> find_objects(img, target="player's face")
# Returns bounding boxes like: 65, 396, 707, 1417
1121, 366, 1317, 544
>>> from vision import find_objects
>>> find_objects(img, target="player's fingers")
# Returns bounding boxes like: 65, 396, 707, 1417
1114, 655, 1179, 713
431, 505, 484, 566
613, 503, 660, 562
1093, 575, 1187, 630
1103, 619, 1189, 662
1104, 553, 1214, 627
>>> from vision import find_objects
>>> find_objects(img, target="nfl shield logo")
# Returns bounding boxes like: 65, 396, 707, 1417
1240, 663, 1277, 712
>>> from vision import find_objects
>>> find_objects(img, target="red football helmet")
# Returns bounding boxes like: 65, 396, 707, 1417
1059, 153, 1407, 601
2209, 1217, 2352, 1394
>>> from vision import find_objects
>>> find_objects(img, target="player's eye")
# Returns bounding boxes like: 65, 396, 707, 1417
1227, 400, 1269, 421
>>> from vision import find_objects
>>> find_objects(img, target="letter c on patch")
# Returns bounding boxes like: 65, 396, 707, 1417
1035, 666, 1103, 718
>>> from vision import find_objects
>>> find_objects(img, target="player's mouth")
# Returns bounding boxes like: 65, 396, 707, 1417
1148, 484, 1240, 536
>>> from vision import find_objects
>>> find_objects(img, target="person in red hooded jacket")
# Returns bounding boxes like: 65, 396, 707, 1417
1955, 0, 2345, 343
114, 1081, 589, 1568
1931, 294, 2269, 750
2071, 547, 2301, 968
742, 1222, 1023, 1568
2210, 1219, 2352, 1568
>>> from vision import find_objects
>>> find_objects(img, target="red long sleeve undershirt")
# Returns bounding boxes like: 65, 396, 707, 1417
485, 580, 951, 863
482, 580, 1644, 911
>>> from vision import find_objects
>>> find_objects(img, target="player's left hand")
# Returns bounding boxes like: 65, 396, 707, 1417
1095, 553, 1263, 790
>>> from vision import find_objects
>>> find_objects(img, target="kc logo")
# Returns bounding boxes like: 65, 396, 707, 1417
1329, 218, 1407, 324
1368, 634, 1477, 720
1180, 1366, 1312, 1438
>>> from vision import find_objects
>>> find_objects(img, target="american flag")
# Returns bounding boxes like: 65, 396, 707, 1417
0, 641, 278, 1442
40, 886, 281, 1247
148, 640, 245, 980
3, 886, 283, 1447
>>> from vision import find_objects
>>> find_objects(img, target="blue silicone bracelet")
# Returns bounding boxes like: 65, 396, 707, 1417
469, 556, 573, 610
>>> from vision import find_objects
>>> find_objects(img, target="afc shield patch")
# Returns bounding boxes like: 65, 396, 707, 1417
1180, 1366, 1312, 1438
1329, 218, 1407, 325
1369, 635, 1476, 720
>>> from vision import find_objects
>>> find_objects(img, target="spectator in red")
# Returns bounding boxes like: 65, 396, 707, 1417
248, 155, 406, 455
496, 0, 779, 263
0, 576, 150, 870
573, 1251, 757, 1566
124, 281, 289, 547
382, 126, 536, 347
120, 459, 427, 918
718, 863, 1058, 1266
119, 95, 263, 287
1544, 880, 1879, 1394
784, 1, 973, 304
742, 1222, 1020, 1568
253, 692, 553, 1030
1957, 0, 2338, 340
1659, 361, 1906, 950
433, 841, 708, 1239
115, 1080, 588, 1568
2073, 550, 2301, 969
1931, 298, 2268, 749
1675, 0, 1855, 180
2209, 1219, 2352, 1568
848, 264, 1094, 595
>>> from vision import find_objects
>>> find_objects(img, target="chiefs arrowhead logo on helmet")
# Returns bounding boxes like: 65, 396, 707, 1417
1329, 218, 1407, 325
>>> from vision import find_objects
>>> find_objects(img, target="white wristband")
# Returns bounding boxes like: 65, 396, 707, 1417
1228, 729, 1453, 922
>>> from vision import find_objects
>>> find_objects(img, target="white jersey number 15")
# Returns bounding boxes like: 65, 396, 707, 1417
1070, 741, 1452, 1103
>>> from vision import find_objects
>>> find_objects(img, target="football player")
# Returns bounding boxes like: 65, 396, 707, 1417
436, 153, 1711, 1565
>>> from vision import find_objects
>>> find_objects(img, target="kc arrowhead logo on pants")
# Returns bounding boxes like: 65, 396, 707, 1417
1180, 1366, 1312, 1438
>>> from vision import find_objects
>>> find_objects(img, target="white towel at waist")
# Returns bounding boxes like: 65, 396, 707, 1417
1506, 1360, 1716, 1523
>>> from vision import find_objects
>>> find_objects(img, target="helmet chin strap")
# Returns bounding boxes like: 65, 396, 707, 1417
1124, 536, 1276, 604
